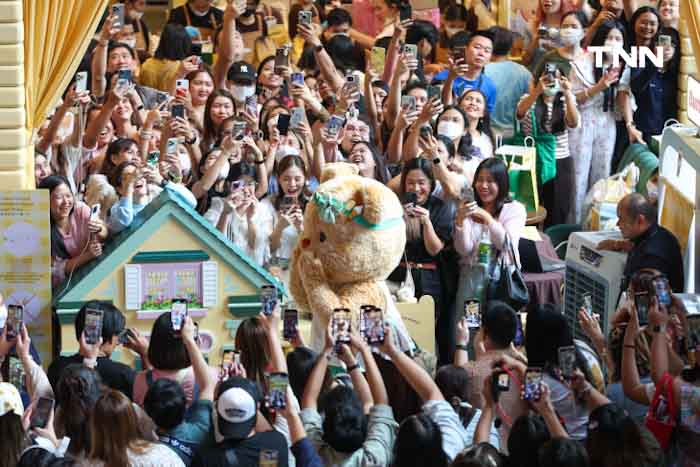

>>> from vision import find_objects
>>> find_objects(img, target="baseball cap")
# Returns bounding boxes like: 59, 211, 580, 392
214, 376, 261, 441
0, 382, 24, 417
227, 61, 256, 84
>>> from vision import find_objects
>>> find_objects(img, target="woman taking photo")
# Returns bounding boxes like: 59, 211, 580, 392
139, 23, 193, 92
84, 389, 184, 466
388, 158, 453, 364
178, 68, 215, 134
628, 6, 679, 145
201, 89, 236, 152
453, 158, 526, 316
522, 0, 580, 68
41, 176, 107, 287
456, 89, 495, 160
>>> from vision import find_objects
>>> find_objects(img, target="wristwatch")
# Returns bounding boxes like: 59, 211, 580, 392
346, 363, 360, 373
456, 344, 469, 352
653, 324, 667, 333
185, 134, 198, 146
432, 157, 441, 165
315, 44, 324, 53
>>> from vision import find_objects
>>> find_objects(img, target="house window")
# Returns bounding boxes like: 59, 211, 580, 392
141, 263, 203, 309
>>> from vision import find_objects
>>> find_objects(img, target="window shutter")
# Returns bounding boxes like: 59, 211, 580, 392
124, 264, 142, 310
201, 261, 218, 307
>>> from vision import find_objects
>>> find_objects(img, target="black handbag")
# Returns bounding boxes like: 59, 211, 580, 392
487, 234, 530, 310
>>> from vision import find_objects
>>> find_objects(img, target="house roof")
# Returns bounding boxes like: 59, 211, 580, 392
53, 186, 285, 306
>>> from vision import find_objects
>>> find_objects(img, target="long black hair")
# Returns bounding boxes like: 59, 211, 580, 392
472, 158, 511, 216
589, 20, 629, 112
400, 157, 435, 200
349, 141, 389, 183
39, 175, 73, 260
458, 89, 496, 155
629, 6, 661, 46
153, 23, 192, 60
393, 413, 449, 467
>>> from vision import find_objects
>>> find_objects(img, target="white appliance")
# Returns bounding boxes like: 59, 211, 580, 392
564, 230, 628, 340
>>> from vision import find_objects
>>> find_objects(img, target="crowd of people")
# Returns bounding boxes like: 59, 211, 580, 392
3, 0, 698, 465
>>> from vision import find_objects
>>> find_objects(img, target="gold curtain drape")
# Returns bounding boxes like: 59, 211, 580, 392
660, 180, 694, 254
23, 0, 110, 185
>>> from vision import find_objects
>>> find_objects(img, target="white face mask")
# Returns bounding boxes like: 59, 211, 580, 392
559, 28, 583, 46
122, 38, 137, 49
275, 145, 300, 162
437, 121, 463, 140
445, 27, 463, 37
543, 82, 561, 96
129, 10, 144, 21
231, 85, 255, 102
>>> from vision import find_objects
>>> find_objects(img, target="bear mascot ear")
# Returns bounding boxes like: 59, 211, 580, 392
319, 163, 359, 183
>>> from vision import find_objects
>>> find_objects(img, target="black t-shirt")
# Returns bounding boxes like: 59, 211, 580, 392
47, 354, 135, 400
624, 223, 685, 292
168, 3, 224, 31
401, 195, 454, 264
191, 431, 289, 467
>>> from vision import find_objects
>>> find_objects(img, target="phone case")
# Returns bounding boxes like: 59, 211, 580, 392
464, 300, 481, 328
267, 372, 288, 409
171, 301, 187, 331
84, 309, 103, 345
283, 309, 298, 340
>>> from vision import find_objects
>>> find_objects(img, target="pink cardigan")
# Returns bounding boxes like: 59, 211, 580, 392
453, 201, 527, 267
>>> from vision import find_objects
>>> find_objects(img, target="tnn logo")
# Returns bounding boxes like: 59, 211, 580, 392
588, 46, 664, 68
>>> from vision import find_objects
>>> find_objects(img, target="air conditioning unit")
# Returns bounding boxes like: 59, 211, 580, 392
564, 231, 628, 341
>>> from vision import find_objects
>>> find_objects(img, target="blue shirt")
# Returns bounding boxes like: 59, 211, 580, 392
484, 61, 532, 135
434, 70, 497, 114
108, 197, 147, 234
160, 399, 213, 466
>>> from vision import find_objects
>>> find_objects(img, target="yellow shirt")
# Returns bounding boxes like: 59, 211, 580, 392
139, 58, 181, 93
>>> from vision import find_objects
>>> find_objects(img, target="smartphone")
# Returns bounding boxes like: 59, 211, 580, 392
370, 47, 386, 74
30, 397, 55, 429
232, 120, 247, 140
117, 69, 132, 83
326, 115, 345, 137
298, 10, 312, 25
399, 7, 411, 21
283, 308, 298, 340
117, 328, 134, 345
147, 150, 160, 167
582, 293, 593, 316
363, 308, 385, 345
290, 72, 304, 87
112, 3, 125, 28
171, 299, 188, 333
452, 46, 466, 62
544, 62, 558, 82
523, 368, 543, 401
5, 305, 23, 339
261, 285, 277, 316
8, 357, 24, 390
171, 104, 185, 119
464, 299, 481, 328
513, 313, 525, 347
221, 349, 234, 376
460, 185, 475, 203
280, 195, 296, 212
230, 180, 244, 193
635, 291, 650, 325
233, 350, 241, 366
245, 95, 257, 116
558, 345, 576, 380
84, 307, 104, 345
401, 95, 416, 113
658, 34, 672, 47
175, 79, 189, 96
403, 44, 418, 60
274, 47, 289, 74
332, 308, 352, 348
166, 137, 178, 155
90, 203, 101, 222
191, 42, 203, 56
277, 114, 291, 136
427, 84, 441, 101
653, 277, 671, 307
290, 107, 305, 129
267, 372, 289, 409
75, 71, 88, 93
404, 191, 417, 207
419, 125, 432, 140
491, 370, 510, 402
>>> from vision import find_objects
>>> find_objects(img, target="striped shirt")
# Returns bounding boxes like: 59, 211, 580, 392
518, 94, 574, 160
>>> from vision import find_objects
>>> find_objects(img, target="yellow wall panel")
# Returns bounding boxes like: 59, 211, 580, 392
678, 90, 687, 110
0, 128, 25, 148
0, 86, 24, 107
0, 147, 26, 169
0, 44, 22, 65
0, 23, 22, 44
0, 168, 27, 189
0, 2, 22, 22
0, 64, 23, 86
0, 107, 24, 127
681, 56, 697, 75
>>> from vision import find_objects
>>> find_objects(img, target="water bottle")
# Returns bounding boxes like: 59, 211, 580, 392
478, 229, 491, 265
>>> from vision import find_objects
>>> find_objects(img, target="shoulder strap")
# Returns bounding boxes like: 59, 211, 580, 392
183, 4, 192, 27
145, 369, 154, 388
265, 4, 273, 18
529, 107, 539, 138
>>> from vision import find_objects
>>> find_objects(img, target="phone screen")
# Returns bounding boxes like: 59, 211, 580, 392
653, 278, 671, 307
90, 203, 101, 221
291, 72, 304, 86
118, 328, 133, 345
558, 345, 576, 380
290, 107, 305, 129
30, 397, 54, 429
464, 300, 481, 328
371, 47, 386, 74
261, 285, 277, 316
277, 114, 291, 136
363, 308, 384, 345
166, 137, 178, 155
404, 192, 417, 207
582, 294, 593, 316
283, 308, 298, 340
523, 368, 543, 401
460, 185, 475, 203
112, 3, 125, 28
6, 305, 23, 339
427, 85, 441, 101
332, 308, 352, 347
171, 300, 187, 332
84, 308, 104, 345
171, 104, 185, 119
326, 115, 345, 137
245, 95, 257, 115
274, 48, 288, 71
147, 151, 160, 166
401, 95, 416, 112
9, 357, 24, 390
267, 372, 289, 409
635, 291, 650, 325
75, 72, 88, 93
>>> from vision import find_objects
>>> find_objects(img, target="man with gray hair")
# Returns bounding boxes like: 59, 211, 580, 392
598, 193, 684, 292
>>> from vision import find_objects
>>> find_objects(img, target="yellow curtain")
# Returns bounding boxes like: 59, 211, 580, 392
23, 0, 110, 168
660, 180, 694, 254
682, 0, 700, 79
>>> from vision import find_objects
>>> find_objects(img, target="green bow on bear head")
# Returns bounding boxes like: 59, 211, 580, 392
312, 191, 353, 224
